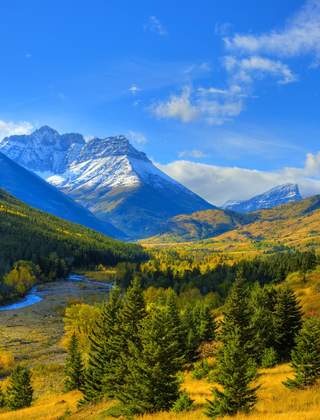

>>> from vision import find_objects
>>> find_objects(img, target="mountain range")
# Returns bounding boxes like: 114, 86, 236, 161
222, 183, 302, 213
0, 126, 213, 238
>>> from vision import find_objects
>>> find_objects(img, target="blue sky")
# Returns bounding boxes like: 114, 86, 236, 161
1, 0, 320, 204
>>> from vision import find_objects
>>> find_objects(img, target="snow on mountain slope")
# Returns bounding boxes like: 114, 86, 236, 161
222, 183, 302, 213
0, 127, 213, 238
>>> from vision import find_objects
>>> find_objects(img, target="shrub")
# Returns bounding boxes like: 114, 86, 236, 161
172, 391, 194, 413
191, 359, 210, 380
0, 350, 15, 375
261, 347, 278, 368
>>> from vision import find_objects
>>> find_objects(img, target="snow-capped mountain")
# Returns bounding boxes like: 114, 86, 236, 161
0, 151, 123, 238
222, 183, 302, 213
0, 127, 213, 238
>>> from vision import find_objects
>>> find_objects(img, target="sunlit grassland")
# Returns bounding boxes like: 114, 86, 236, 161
1, 364, 319, 419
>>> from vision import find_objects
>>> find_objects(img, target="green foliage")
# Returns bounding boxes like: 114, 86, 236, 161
261, 347, 278, 369
191, 359, 210, 380
0, 189, 147, 304
117, 304, 183, 415
284, 317, 320, 389
64, 334, 84, 391
81, 286, 122, 403
273, 287, 303, 361
206, 275, 259, 418
172, 391, 194, 413
205, 327, 259, 419
0, 387, 5, 408
6, 365, 33, 410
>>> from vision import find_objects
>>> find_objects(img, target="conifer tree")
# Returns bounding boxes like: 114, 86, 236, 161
64, 333, 84, 391
284, 317, 320, 389
220, 271, 252, 348
117, 304, 184, 415
81, 286, 122, 403
205, 326, 259, 419
6, 365, 33, 410
103, 277, 146, 397
273, 287, 302, 361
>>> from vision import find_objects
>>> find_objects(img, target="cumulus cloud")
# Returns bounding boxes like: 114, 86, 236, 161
0, 120, 33, 141
225, 0, 320, 63
224, 55, 297, 85
150, 1, 317, 125
156, 151, 320, 206
144, 16, 167, 36
151, 85, 243, 124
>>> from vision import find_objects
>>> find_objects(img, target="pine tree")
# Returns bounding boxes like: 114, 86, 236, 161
220, 271, 252, 348
81, 286, 122, 403
103, 277, 146, 397
117, 304, 184, 415
64, 333, 84, 391
273, 287, 302, 361
205, 326, 259, 419
6, 365, 33, 410
284, 317, 320, 389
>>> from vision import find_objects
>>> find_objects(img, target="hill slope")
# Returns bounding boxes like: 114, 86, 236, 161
0, 151, 123, 238
0, 188, 146, 276
0, 126, 213, 239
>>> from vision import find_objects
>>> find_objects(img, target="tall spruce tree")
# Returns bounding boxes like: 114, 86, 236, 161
220, 271, 252, 348
205, 326, 259, 419
206, 273, 259, 418
284, 317, 320, 389
273, 287, 302, 361
64, 333, 84, 391
103, 277, 146, 397
81, 286, 122, 403
6, 365, 33, 410
117, 304, 184, 415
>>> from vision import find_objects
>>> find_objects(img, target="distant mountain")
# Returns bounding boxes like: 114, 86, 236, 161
0, 126, 213, 238
0, 151, 123, 238
143, 209, 253, 243
222, 183, 302, 213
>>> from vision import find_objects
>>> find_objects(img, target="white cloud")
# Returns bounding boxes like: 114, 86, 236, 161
0, 120, 33, 141
129, 84, 141, 95
127, 130, 148, 145
151, 86, 199, 123
224, 55, 297, 85
225, 0, 320, 63
151, 85, 244, 125
157, 151, 320, 206
178, 149, 207, 159
145, 16, 167, 36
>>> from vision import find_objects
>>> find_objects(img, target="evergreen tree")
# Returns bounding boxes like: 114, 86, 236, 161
117, 305, 184, 415
220, 271, 252, 348
284, 317, 320, 389
81, 286, 122, 403
6, 365, 33, 410
64, 333, 84, 391
0, 388, 5, 408
103, 277, 146, 397
205, 327, 259, 419
273, 287, 302, 361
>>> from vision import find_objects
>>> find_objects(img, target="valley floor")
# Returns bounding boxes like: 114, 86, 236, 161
0, 365, 319, 419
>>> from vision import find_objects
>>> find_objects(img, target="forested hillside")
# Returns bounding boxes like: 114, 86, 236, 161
0, 188, 146, 303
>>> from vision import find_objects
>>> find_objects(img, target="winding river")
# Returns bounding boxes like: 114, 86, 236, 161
0, 274, 112, 311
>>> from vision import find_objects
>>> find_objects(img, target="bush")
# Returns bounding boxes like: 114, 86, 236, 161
261, 347, 278, 368
0, 350, 15, 375
191, 359, 210, 380
172, 391, 194, 413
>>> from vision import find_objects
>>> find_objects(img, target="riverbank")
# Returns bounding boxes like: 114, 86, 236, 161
0, 276, 110, 365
